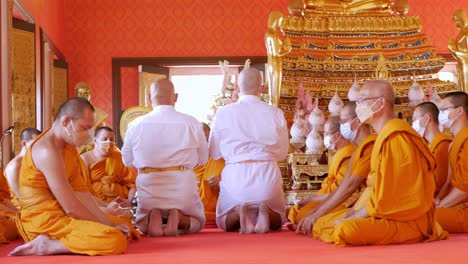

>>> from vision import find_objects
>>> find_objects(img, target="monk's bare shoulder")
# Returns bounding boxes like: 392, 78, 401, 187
30, 133, 63, 169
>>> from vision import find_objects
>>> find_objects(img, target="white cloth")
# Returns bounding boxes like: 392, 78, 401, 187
209, 95, 289, 230
122, 105, 208, 232
135, 171, 205, 233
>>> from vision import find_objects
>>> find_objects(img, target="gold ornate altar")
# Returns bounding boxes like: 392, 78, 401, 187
268, 0, 461, 204
266, 0, 458, 121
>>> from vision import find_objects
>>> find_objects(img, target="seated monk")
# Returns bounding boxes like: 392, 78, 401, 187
412, 102, 452, 196
435, 91, 468, 233
288, 116, 356, 226
0, 168, 18, 245
193, 123, 225, 226
122, 79, 208, 237
9, 97, 129, 256
81, 126, 136, 207
209, 68, 289, 234
4, 128, 41, 209
329, 80, 447, 246
295, 102, 376, 240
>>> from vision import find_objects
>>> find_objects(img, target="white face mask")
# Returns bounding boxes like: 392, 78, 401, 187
412, 119, 426, 137
96, 139, 115, 156
340, 119, 358, 142
356, 98, 381, 124
323, 133, 338, 150
438, 110, 454, 129
64, 120, 91, 147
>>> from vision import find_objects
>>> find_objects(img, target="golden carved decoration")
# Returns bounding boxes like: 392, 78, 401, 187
448, 9, 468, 93
287, 153, 328, 191
119, 106, 152, 142
11, 27, 35, 155
267, 1, 458, 122
52, 67, 68, 120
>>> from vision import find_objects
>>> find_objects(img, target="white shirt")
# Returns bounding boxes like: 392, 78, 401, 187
122, 105, 208, 169
209, 95, 289, 163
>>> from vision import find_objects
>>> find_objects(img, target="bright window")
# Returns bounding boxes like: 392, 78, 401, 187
169, 66, 238, 123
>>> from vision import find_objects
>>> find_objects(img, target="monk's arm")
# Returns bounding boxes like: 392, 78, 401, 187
438, 187, 468, 208
4, 160, 20, 197
0, 201, 16, 214
435, 167, 452, 203
313, 175, 364, 218
34, 146, 113, 225
74, 191, 116, 226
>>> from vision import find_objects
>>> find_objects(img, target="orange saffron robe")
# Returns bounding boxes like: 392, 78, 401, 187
288, 143, 356, 224
0, 169, 18, 245
15, 134, 127, 255
332, 119, 448, 246
436, 127, 468, 233
194, 158, 225, 225
429, 133, 452, 196
88, 149, 136, 203
312, 134, 376, 242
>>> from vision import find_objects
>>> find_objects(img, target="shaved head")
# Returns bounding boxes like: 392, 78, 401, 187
20, 128, 41, 142
238, 68, 262, 95
324, 115, 340, 135
341, 101, 357, 119
414, 102, 439, 123
150, 78, 177, 106
443, 91, 468, 114
361, 80, 395, 108
55, 97, 95, 121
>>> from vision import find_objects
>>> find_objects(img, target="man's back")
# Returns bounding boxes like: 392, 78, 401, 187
210, 95, 288, 163
122, 105, 208, 169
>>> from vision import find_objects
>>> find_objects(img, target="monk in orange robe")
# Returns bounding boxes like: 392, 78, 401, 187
0, 168, 18, 245
288, 116, 356, 225
435, 91, 468, 233
295, 102, 376, 238
330, 80, 447, 246
81, 126, 136, 206
10, 97, 128, 256
4, 128, 41, 209
412, 102, 452, 196
194, 123, 225, 225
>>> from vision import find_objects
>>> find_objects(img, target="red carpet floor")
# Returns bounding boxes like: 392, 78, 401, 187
1, 228, 468, 264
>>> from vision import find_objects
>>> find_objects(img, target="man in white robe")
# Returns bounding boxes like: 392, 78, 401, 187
122, 78, 208, 236
209, 67, 289, 234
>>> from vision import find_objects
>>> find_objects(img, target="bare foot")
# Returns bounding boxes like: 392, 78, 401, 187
285, 222, 297, 232
164, 209, 179, 237
239, 204, 255, 234
255, 203, 270, 234
147, 208, 163, 237
9, 235, 70, 256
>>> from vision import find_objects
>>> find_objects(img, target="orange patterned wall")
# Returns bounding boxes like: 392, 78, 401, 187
20, 0, 67, 54
63, 0, 467, 125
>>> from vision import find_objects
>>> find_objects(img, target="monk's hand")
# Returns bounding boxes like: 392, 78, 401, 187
114, 223, 130, 238
105, 200, 124, 216
434, 197, 441, 206
296, 214, 317, 236
207, 175, 221, 189
120, 198, 132, 208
